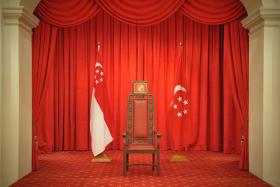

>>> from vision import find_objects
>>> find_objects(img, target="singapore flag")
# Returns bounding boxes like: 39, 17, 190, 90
90, 42, 113, 156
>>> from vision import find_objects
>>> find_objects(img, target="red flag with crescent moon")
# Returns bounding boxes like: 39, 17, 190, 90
167, 84, 191, 150
167, 43, 191, 150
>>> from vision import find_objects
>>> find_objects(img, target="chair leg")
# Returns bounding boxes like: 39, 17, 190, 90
123, 152, 126, 176
157, 151, 160, 176
152, 153, 155, 171
126, 153, 129, 171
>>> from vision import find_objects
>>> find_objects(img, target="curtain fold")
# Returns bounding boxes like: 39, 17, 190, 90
34, 0, 246, 27
96, 0, 184, 26
180, 0, 246, 25
35, 0, 100, 27
32, 21, 58, 170
223, 20, 249, 170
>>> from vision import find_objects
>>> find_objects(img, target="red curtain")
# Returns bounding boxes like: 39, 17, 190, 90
35, 0, 100, 27
34, 10, 244, 154
224, 20, 249, 170
96, 0, 184, 26
33, 0, 248, 170
32, 21, 58, 170
180, 0, 246, 25
34, 0, 245, 27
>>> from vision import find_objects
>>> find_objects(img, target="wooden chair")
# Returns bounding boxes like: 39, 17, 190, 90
122, 81, 161, 176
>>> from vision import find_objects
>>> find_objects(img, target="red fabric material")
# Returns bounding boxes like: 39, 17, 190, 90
167, 41, 191, 150
90, 36, 113, 156
134, 100, 148, 138
34, 0, 100, 27
127, 144, 155, 151
180, 0, 246, 25
34, 0, 246, 26
33, 11, 247, 158
224, 20, 249, 170
32, 21, 58, 170
96, 0, 184, 26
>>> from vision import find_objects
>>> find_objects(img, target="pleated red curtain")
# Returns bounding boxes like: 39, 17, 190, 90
34, 10, 243, 153
32, 21, 58, 170
34, 0, 246, 27
224, 20, 249, 170
180, 0, 246, 24
96, 0, 184, 26
32, 0, 249, 171
35, 0, 100, 27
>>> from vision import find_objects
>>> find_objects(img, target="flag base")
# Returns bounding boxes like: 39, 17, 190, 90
170, 154, 190, 162
91, 153, 112, 163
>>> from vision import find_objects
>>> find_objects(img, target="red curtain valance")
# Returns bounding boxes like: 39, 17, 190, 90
34, 0, 100, 27
96, 0, 184, 26
34, 0, 246, 27
180, 0, 246, 25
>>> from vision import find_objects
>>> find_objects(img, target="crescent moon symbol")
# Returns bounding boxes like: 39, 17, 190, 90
95, 62, 103, 68
173, 85, 186, 95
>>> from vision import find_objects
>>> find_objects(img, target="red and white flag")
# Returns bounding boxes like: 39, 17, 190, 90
90, 42, 113, 156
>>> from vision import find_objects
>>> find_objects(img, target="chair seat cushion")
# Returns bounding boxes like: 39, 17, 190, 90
127, 144, 156, 151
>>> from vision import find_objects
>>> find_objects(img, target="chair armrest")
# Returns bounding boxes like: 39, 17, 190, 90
122, 132, 128, 147
153, 131, 161, 148
122, 132, 127, 138
156, 132, 161, 138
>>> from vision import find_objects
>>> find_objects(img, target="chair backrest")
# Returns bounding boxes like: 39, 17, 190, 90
126, 81, 154, 145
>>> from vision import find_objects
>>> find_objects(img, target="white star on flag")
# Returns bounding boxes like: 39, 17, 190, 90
177, 112, 182, 117
177, 96, 182, 102
183, 100, 188, 105
94, 63, 104, 85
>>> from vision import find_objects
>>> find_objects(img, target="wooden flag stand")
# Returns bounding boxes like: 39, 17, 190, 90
170, 153, 190, 162
91, 153, 112, 163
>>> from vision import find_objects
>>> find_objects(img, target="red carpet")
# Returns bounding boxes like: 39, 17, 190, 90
12, 151, 270, 187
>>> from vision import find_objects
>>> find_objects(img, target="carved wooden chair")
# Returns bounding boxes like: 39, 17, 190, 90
122, 81, 161, 176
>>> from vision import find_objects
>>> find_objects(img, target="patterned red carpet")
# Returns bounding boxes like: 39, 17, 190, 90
12, 151, 270, 187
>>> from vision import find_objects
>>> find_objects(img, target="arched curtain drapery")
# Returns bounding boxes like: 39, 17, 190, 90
180, 0, 246, 25
32, 0, 249, 171
96, 0, 184, 26
34, 0, 246, 27
35, 0, 100, 27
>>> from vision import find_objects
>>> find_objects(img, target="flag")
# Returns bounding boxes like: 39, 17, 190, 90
171, 85, 189, 118
168, 84, 190, 150
167, 42, 190, 150
90, 42, 113, 156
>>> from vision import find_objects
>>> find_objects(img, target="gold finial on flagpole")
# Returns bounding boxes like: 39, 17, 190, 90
97, 41, 101, 52
179, 42, 183, 47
